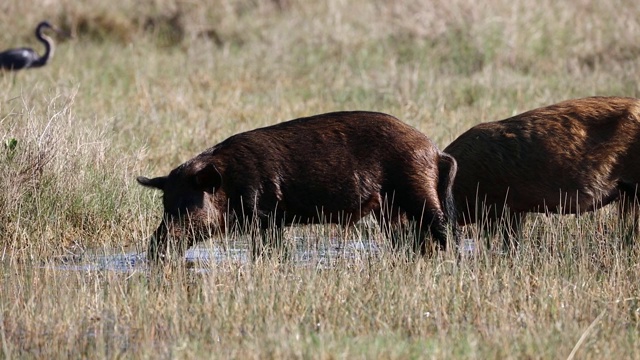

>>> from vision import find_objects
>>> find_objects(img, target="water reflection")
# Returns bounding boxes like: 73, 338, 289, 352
52, 252, 147, 272
49, 236, 385, 273
49, 236, 477, 273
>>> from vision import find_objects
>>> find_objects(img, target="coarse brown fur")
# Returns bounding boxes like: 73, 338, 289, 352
444, 96, 640, 249
138, 111, 459, 261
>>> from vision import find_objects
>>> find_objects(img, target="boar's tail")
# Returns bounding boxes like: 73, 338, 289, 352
437, 153, 460, 242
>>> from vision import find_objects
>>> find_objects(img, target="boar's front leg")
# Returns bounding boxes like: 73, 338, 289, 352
618, 183, 640, 246
247, 209, 287, 261
254, 225, 286, 261
502, 212, 524, 252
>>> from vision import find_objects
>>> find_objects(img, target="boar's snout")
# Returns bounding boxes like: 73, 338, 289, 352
146, 221, 168, 262
145, 212, 221, 262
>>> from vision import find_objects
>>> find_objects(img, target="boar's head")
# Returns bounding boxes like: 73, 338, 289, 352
137, 161, 226, 262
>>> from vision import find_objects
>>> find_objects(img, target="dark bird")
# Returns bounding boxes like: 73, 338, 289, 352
0, 21, 61, 71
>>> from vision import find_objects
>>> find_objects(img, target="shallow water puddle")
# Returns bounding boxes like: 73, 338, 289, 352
52, 252, 147, 272
48, 237, 384, 273
47, 236, 479, 273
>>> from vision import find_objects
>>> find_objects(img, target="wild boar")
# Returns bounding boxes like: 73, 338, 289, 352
138, 111, 459, 261
444, 96, 640, 249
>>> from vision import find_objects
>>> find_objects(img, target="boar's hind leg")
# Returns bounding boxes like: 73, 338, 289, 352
427, 211, 449, 253
377, 190, 450, 255
398, 194, 449, 255
618, 183, 640, 246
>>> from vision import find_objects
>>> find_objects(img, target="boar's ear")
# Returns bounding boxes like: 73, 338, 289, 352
137, 176, 167, 191
194, 164, 222, 194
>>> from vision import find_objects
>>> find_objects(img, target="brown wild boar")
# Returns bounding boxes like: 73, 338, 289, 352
138, 111, 459, 261
444, 96, 640, 249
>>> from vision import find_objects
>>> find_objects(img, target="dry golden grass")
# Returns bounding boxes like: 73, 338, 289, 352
1, 0, 640, 358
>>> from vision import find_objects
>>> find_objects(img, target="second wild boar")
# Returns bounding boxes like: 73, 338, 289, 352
138, 111, 459, 261
444, 96, 640, 249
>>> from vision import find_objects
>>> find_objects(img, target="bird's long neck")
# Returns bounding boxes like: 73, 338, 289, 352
32, 26, 54, 67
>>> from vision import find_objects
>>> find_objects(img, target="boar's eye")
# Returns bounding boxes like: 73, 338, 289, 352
193, 164, 222, 194
137, 176, 167, 190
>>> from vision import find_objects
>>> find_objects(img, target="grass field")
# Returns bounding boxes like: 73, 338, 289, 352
2, 0, 640, 358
